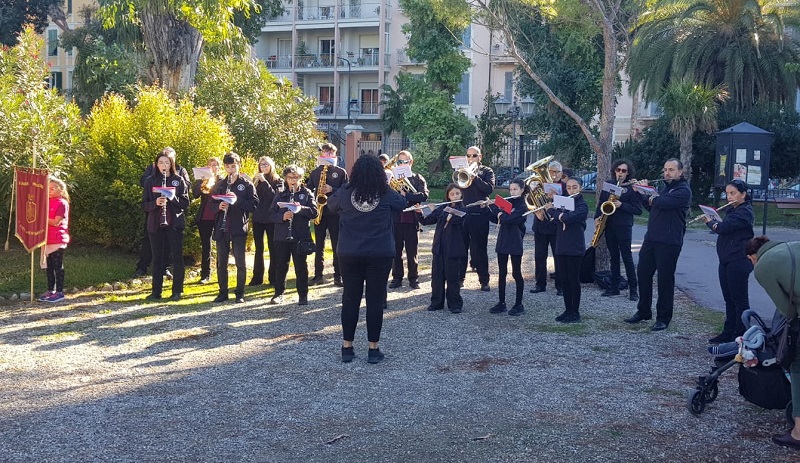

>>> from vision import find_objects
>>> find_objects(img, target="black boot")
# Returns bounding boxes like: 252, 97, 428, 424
629, 287, 639, 301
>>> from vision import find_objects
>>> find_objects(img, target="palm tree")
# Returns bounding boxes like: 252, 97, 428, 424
659, 78, 728, 181
629, 0, 800, 110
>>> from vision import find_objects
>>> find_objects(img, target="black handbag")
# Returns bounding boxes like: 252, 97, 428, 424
298, 239, 316, 256
775, 244, 798, 368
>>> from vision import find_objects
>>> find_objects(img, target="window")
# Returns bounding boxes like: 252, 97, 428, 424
461, 24, 472, 49
318, 86, 335, 115
47, 29, 58, 56
320, 39, 335, 66
68, 71, 73, 91
360, 88, 379, 114
455, 72, 470, 105
49, 72, 63, 90
504, 72, 513, 101
67, 0, 72, 14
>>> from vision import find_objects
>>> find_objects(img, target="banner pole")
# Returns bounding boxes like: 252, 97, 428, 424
31, 145, 36, 302
5, 169, 16, 251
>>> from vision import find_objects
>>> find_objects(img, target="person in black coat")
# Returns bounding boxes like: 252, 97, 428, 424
594, 159, 643, 300
530, 160, 567, 295
488, 179, 529, 316
142, 152, 190, 301
542, 177, 588, 323
250, 156, 284, 287
702, 179, 754, 343
625, 158, 692, 331
307, 142, 349, 287
389, 150, 430, 289
268, 165, 317, 305
192, 156, 223, 285
327, 155, 406, 364
211, 152, 259, 304
459, 146, 495, 291
135, 147, 192, 278
418, 183, 466, 314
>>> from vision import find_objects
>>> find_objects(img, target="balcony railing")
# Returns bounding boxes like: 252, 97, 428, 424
266, 2, 388, 22
395, 48, 421, 65
314, 100, 380, 118
360, 101, 380, 115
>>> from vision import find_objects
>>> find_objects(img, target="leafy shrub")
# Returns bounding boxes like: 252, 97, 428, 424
75, 86, 233, 257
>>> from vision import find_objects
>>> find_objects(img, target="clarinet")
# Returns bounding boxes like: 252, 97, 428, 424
220, 176, 233, 233
159, 169, 169, 227
286, 186, 296, 242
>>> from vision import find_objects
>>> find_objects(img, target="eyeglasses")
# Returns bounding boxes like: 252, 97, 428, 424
397, 159, 410, 164
615, 168, 628, 173
285, 175, 301, 180
259, 163, 270, 167
548, 169, 561, 174
466, 154, 480, 158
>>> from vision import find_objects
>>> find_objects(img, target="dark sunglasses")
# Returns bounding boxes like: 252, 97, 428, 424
615, 168, 628, 173
397, 159, 410, 164
466, 154, 480, 158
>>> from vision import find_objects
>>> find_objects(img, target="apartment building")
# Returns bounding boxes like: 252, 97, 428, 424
40, 0, 93, 94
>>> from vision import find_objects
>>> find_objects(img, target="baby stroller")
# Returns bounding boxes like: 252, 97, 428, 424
687, 309, 793, 424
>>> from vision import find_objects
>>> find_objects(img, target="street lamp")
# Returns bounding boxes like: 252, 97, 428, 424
338, 57, 352, 119
495, 96, 535, 170
348, 99, 361, 124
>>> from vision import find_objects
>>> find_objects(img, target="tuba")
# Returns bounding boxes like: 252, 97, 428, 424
521, 155, 555, 211
385, 154, 418, 193
452, 163, 479, 189
313, 165, 329, 226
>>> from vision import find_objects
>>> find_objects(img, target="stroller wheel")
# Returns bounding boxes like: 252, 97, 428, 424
786, 401, 794, 426
703, 381, 719, 403
688, 389, 706, 415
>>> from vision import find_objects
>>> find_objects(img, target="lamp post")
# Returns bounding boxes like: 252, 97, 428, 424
338, 57, 352, 119
494, 97, 535, 170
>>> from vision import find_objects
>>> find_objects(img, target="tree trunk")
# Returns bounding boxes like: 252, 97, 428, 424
630, 84, 642, 140
679, 131, 693, 183
140, 9, 203, 94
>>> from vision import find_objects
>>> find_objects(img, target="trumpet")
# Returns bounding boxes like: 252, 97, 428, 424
452, 163, 479, 189
159, 169, 169, 227
200, 175, 217, 194
687, 200, 738, 225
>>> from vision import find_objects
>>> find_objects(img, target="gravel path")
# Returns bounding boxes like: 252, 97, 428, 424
0, 225, 795, 462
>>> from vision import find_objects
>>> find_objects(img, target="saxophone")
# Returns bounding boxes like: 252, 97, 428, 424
590, 180, 621, 248
313, 165, 329, 225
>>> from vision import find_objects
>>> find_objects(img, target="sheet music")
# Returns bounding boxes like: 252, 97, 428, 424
152, 186, 176, 200
632, 184, 659, 197
602, 182, 624, 196
443, 206, 466, 217
698, 204, 722, 222
553, 195, 575, 211
392, 165, 412, 179
543, 183, 562, 195
317, 156, 338, 167
192, 167, 213, 180
449, 156, 469, 170
277, 201, 301, 213
211, 193, 237, 204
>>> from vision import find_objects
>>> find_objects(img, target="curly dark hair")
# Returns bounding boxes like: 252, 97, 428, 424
745, 235, 770, 256
610, 159, 635, 182
349, 155, 387, 204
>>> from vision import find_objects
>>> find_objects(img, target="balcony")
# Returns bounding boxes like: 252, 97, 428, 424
314, 100, 381, 118
490, 44, 516, 63
265, 2, 390, 23
396, 48, 422, 65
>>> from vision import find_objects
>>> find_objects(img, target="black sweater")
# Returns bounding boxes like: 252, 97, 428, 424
707, 201, 755, 263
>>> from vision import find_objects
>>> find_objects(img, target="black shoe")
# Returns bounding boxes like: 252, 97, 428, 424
367, 348, 385, 364
772, 431, 800, 450
164, 269, 173, 280
235, 295, 245, 303
450, 307, 463, 314
629, 288, 639, 301
270, 294, 283, 304
489, 302, 507, 314
298, 298, 309, 306
651, 321, 669, 331
310, 275, 324, 285
247, 279, 263, 286
213, 294, 228, 303
560, 313, 581, 323
556, 289, 563, 296
341, 346, 355, 363
169, 293, 182, 301
508, 304, 525, 316
388, 279, 402, 289
708, 333, 734, 344
459, 280, 465, 288
624, 313, 651, 324
333, 276, 344, 287
426, 305, 444, 311
409, 280, 420, 289
480, 283, 490, 292
145, 293, 162, 301
529, 286, 546, 294
601, 289, 620, 297
133, 268, 147, 278
555, 311, 568, 322
549, 272, 556, 280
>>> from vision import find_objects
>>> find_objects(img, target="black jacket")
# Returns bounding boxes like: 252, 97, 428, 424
707, 201, 755, 263
192, 176, 224, 224
547, 194, 588, 257
141, 163, 192, 197
211, 175, 259, 240
142, 173, 190, 234
532, 180, 567, 235
327, 187, 406, 258
643, 178, 692, 246
252, 177, 284, 224
489, 196, 527, 256
593, 181, 643, 229
460, 165, 495, 214
419, 204, 468, 258
307, 164, 348, 215
392, 173, 430, 227
268, 185, 317, 242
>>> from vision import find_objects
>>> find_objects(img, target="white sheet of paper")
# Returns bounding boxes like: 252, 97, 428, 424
632, 184, 659, 197
443, 206, 466, 217
392, 165, 412, 179
736, 148, 747, 163
698, 204, 722, 222
602, 182, 623, 196
152, 186, 176, 200
449, 156, 469, 169
754, 150, 761, 161
277, 201, 301, 213
543, 183, 562, 195
553, 195, 575, 211
317, 156, 337, 167
212, 193, 237, 205
192, 167, 214, 180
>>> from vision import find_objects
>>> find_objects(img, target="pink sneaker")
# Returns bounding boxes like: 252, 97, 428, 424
38, 291, 54, 302
46, 292, 65, 303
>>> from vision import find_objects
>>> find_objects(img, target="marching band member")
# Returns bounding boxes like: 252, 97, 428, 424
142, 152, 190, 301
327, 155, 406, 364
212, 152, 258, 304
389, 150, 429, 290
543, 177, 588, 323
530, 160, 566, 295
625, 158, 691, 331
268, 165, 316, 305
594, 160, 642, 300
192, 156, 223, 284
39, 177, 70, 303
250, 156, 284, 287
488, 179, 529, 316
308, 143, 348, 287
418, 184, 466, 313
459, 146, 495, 292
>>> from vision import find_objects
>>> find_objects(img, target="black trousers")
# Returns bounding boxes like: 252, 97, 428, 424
314, 211, 340, 279
252, 221, 276, 285
719, 258, 753, 336
340, 255, 393, 343
45, 248, 65, 293
137, 214, 170, 272
636, 241, 682, 324
605, 225, 637, 291
392, 222, 419, 282
216, 234, 247, 297
534, 232, 560, 289
272, 240, 309, 298
430, 254, 462, 310
498, 253, 524, 305
198, 220, 214, 279
556, 255, 582, 315
461, 214, 490, 285
150, 228, 185, 296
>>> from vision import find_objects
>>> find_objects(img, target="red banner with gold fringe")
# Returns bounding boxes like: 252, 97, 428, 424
14, 167, 49, 252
